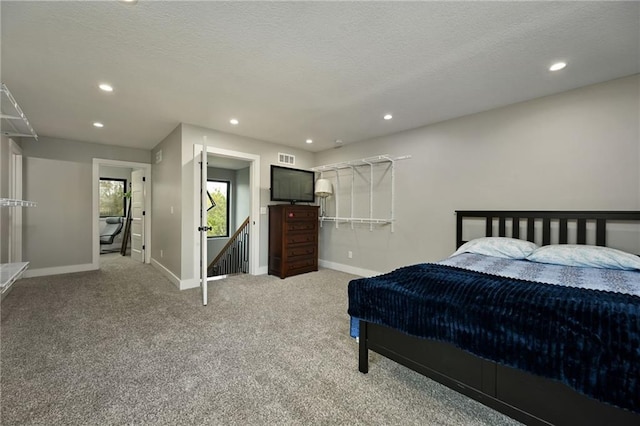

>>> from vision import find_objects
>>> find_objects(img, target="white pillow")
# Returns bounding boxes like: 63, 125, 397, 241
452, 237, 538, 260
526, 245, 640, 271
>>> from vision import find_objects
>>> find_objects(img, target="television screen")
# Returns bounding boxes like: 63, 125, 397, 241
270, 165, 315, 203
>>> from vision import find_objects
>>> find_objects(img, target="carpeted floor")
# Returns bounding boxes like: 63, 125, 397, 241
1, 254, 521, 425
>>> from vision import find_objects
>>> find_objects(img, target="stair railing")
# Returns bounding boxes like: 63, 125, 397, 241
207, 217, 250, 276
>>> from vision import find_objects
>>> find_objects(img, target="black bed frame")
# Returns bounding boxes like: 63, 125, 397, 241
358, 211, 640, 426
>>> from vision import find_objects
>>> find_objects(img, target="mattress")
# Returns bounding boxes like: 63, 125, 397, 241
347, 256, 640, 412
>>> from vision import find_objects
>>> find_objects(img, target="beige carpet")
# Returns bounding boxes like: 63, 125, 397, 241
1, 254, 520, 425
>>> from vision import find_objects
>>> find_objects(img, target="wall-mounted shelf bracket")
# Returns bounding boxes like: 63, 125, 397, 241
1, 83, 38, 140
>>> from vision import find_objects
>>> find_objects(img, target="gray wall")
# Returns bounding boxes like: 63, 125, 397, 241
20, 75, 636, 278
235, 167, 250, 228
20, 136, 151, 164
23, 157, 93, 268
20, 136, 150, 271
150, 125, 183, 278
179, 124, 315, 280
314, 74, 640, 274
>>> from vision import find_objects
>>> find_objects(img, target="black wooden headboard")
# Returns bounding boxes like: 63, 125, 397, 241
455, 210, 640, 249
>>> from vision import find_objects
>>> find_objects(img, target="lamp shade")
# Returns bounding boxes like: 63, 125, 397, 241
315, 179, 333, 198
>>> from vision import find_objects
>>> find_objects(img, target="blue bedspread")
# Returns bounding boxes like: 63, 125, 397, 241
348, 263, 640, 413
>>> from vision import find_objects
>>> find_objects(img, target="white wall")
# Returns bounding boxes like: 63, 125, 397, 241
314, 74, 640, 275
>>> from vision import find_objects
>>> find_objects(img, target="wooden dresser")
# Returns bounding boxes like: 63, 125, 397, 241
268, 204, 319, 279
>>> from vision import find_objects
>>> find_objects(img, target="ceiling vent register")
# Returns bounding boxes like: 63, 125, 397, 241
278, 153, 295, 166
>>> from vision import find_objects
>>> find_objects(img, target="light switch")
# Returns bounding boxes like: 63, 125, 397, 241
260, 207, 267, 215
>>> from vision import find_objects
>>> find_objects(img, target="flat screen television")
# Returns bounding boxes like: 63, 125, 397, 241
270, 165, 315, 204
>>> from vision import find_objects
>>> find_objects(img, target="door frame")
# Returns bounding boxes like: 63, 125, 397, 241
92, 159, 152, 268
193, 145, 260, 277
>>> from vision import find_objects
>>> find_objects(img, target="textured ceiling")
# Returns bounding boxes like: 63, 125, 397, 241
1, 1, 638, 152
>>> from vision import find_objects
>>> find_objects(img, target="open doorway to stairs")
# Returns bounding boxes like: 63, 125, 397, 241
205, 156, 251, 277
92, 159, 152, 269
194, 145, 260, 305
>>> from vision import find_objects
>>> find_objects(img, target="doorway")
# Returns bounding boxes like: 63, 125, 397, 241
206, 156, 251, 275
92, 159, 152, 269
193, 145, 260, 305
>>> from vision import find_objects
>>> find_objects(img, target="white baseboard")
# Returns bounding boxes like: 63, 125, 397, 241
318, 259, 381, 278
150, 262, 270, 291
150, 259, 204, 291
180, 278, 200, 290
150, 258, 181, 289
23, 263, 97, 278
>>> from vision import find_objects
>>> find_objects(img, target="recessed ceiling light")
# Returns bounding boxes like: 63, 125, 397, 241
383, 114, 393, 120
335, 139, 343, 144
120, 0, 138, 3
99, 83, 113, 92
230, 118, 239, 125
306, 139, 313, 144
93, 122, 104, 128
549, 62, 567, 72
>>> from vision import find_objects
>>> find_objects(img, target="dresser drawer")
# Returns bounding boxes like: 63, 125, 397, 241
286, 245, 317, 259
285, 233, 316, 245
286, 221, 316, 232
285, 208, 318, 221
287, 257, 317, 272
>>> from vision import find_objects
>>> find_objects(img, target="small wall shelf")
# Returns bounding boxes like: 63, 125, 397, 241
0, 198, 37, 207
1, 198, 36, 299
312, 154, 410, 232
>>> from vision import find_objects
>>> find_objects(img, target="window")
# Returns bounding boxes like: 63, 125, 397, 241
99, 178, 127, 217
207, 180, 229, 238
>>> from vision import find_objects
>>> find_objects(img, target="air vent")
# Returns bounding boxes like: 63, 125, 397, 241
278, 153, 295, 165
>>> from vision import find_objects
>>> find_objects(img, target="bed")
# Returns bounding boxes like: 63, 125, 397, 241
348, 211, 640, 426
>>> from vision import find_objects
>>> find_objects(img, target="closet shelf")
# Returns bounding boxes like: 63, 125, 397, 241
0, 198, 37, 207
1, 196, 36, 299
1, 83, 38, 140
0, 262, 29, 293
319, 217, 392, 224
312, 154, 410, 232
312, 154, 411, 172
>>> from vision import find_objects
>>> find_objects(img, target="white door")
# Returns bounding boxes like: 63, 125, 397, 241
130, 169, 145, 263
199, 146, 208, 305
